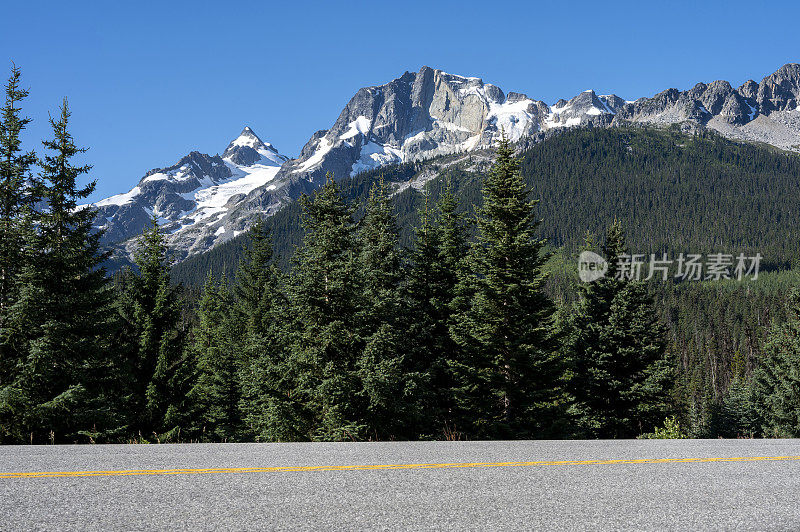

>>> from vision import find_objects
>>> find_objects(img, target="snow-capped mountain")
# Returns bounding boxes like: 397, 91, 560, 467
96, 63, 800, 262
201, 67, 630, 257
94, 127, 288, 258
222, 126, 286, 167
271, 66, 597, 184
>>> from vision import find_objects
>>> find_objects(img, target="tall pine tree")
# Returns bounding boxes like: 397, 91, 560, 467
235, 220, 289, 441
283, 173, 366, 441
0, 65, 38, 392
567, 222, 672, 438
450, 136, 561, 439
404, 180, 469, 437
0, 99, 114, 443
754, 288, 800, 437
185, 273, 242, 441
356, 178, 406, 439
116, 216, 187, 441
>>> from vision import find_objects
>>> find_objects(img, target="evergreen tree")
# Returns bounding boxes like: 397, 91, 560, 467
116, 216, 187, 441
404, 180, 468, 436
0, 99, 114, 443
235, 220, 289, 441
0, 65, 38, 389
284, 173, 366, 441
567, 222, 672, 438
356, 178, 406, 438
185, 273, 241, 441
754, 288, 800, 437
707, 377, 761, 438
450, 136, 561, 438
234, 218, 283, 336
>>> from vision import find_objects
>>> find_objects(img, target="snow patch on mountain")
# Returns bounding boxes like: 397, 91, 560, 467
95, 186, 142, 207
181, 161, 282, 226
95, 63, 800, 264
351, 142, 404, 174
92, 127, 288, 251
297, 137, 333, 173
341, 116, 372, 140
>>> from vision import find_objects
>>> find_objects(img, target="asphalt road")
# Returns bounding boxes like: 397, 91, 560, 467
2, 439, 800, 531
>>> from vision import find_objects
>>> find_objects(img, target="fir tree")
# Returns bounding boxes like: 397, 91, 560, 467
0, 65, 38, 389
186, 273, 241, 441
233, 218, 284, 336
450, 136, 561, 438
284, 173, 366, 441
356, 178, 406, 438
404, 180, 468, 436
116, 216, 187, 441
235, 220, 289, 441
567, 222, 672, 438
0, 99, 114, 443
707, 377, 761, 438
754, 288, 800, 437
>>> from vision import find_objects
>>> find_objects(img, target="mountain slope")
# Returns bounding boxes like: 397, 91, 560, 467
173, 126, 800, 286
199, 67, 623, 259
94, 127, 289, 260
617, 63, 800, 150
96, 63, 800, 263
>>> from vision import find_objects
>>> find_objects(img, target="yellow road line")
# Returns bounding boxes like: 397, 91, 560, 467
2, 455, 799, 480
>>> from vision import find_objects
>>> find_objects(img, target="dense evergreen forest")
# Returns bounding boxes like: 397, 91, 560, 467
174, 125, 800, 283
2, 68, 800, 443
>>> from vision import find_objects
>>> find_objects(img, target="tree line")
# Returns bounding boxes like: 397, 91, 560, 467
1, 68, 799, 443
174, 125, 800, 285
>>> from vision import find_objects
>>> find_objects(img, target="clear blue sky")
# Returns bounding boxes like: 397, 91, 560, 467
3, 0, 799, 202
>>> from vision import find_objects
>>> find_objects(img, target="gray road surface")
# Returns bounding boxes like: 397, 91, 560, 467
2, 439, 800, 530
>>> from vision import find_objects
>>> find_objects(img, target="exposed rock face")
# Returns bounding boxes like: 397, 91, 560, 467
616, 63, 800, 134
95, 63, 800, 263
95, 151, 233, 245
738, 80, 758, 100
93, 127, 288, 260
545, 90, 619, 128
756, 63, 800, 112
272, 66, 561, 186
199, 68, 624, 262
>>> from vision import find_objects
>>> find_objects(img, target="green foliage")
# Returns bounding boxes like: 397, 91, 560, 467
637, 416, 688, 439
566, 222, 672, 438
521, 126, 800, 271
115, 217, 187, 441
0, 65, 38, 391
705, 377, 761, 438
0, 100, 114, 443
753, 288, 800, 437
403, 180, 469, 437
185, 273, 242, 441
4, 71, 800, 444
355, 178, 407, 438
450, 137, 562, 438
235, 221, 290, 441
168, 127, 800, 441
280, 174, 367, 440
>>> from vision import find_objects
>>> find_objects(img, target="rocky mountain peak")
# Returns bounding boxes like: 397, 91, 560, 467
757, 63, 800, 112
93, 62, 800, 268
223, 126, 287, 167
738, 80, 758, 100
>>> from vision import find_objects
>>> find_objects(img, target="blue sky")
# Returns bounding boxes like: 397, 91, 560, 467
2, 0, 799, 202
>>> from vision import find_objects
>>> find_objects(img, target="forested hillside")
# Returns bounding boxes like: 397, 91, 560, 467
174, 126, 800, 285
3, 64, 800, 443
171, 126, 800, 437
